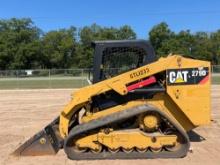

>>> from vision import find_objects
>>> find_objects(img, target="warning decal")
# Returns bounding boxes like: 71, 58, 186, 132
167, 67, 209, 85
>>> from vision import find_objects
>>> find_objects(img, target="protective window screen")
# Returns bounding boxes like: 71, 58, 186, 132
101, 47, 147, 79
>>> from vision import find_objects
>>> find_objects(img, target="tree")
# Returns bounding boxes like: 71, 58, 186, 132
162, 30, 195, 56
77, 24, 136, 68
1, 18, 219, 70
0, 18, 42, 69
149, 22, 173, 56
115, 25, 137, 40
191, 32, 212, 62
41, 27, 77, 68
148, 22, 219, 64
210, 30, 220, 64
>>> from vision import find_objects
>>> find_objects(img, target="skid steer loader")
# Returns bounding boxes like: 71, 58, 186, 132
13, 40, 211, 159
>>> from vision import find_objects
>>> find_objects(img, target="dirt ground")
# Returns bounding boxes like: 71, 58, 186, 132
0, 86, 220, 165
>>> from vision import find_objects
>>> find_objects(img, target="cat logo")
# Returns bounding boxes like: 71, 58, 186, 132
167, 67, 209, 85
169, 70, 189, 83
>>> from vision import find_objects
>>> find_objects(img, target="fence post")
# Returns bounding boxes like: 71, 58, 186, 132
49, 69, 51, 89
16, 70, 19, 89
81, 69, 84, 87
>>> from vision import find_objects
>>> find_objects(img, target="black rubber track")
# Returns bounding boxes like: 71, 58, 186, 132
64, 104, 190, 160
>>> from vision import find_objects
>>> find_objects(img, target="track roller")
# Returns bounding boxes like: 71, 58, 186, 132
150, 147, 162, 153
164, 129, 184, 152
122, 148, 134, 153
136, 147, 147, 153
91, 144, 102, 153
108, 148, 120, 153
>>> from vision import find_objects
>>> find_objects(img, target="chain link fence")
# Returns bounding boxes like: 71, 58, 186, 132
0, 69, 91, 89
0, 66, 219, 89
212, 65, 220, 85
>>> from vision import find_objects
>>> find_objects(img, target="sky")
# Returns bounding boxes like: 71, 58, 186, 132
1, 0, 220, 38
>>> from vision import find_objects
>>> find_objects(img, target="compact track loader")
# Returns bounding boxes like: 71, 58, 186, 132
13, 40, 211, 159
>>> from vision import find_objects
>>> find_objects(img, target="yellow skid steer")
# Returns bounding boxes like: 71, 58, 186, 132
13, 40, 211, 159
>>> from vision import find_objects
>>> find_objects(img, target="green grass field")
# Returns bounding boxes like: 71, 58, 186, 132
212, 76, 220, 84
0, 77, 89, 89
0, 75, 219, 89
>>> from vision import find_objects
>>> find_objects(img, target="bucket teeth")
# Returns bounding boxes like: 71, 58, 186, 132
12, 126, 60, 156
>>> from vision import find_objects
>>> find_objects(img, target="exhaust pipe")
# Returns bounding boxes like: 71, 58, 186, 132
12, 118, 61, 156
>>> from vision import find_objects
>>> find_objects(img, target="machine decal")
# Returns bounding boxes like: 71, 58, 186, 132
167, 67, 209, 85
130, 67, 149, 79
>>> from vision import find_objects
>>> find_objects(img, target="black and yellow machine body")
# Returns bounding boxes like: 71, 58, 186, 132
13, 40, 211, 159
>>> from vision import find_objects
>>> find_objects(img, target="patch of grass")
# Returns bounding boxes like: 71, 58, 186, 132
212, 76, 220, 84
0, 75, 219, 89
0, 77, 88, 89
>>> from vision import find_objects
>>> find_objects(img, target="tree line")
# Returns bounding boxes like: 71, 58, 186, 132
0, 18, 219, 70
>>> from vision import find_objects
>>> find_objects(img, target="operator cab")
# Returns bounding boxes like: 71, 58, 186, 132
91, 40, 156, 83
